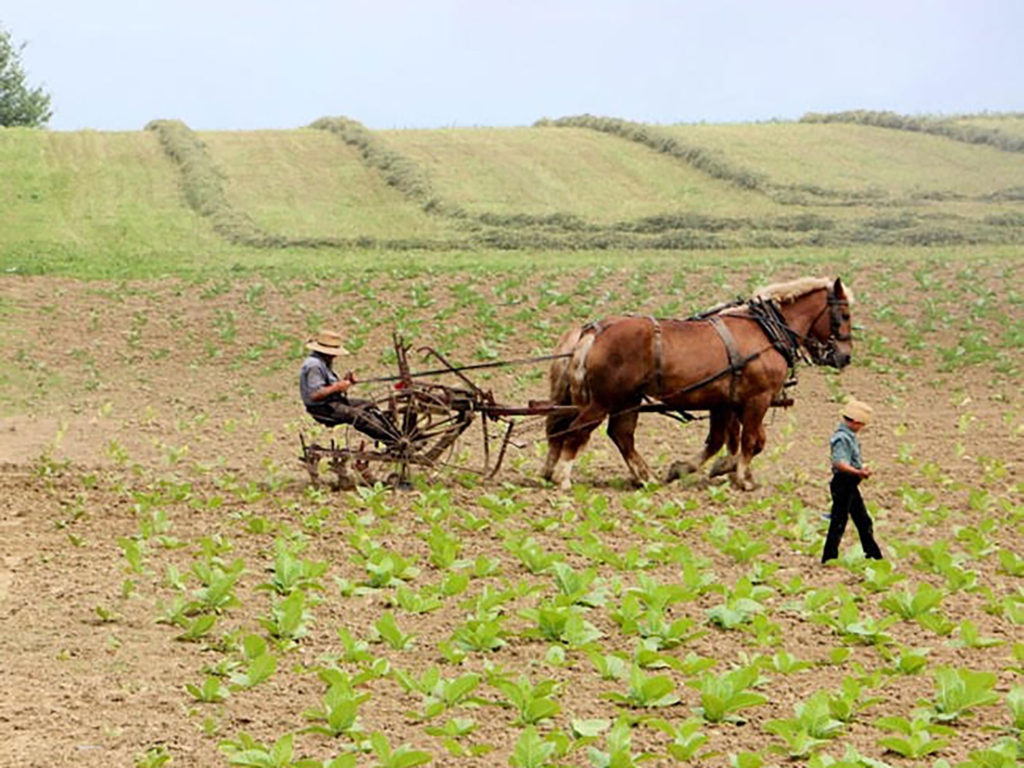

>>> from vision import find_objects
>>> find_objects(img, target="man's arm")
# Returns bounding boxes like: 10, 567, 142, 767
309, 371, 355, 402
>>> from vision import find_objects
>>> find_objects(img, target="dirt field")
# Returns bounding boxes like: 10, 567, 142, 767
0, 257, 1019, 768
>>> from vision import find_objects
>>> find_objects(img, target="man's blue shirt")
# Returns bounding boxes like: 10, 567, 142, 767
299, 354, 339, 407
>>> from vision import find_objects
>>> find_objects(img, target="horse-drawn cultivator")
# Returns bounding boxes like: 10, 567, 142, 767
300, 277, 851, 490
298, 335, 576, 488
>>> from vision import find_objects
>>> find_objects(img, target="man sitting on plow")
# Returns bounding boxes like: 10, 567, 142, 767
299, 330, 399, 447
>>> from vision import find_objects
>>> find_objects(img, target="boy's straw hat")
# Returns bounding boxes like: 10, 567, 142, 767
841, 399, 874, 425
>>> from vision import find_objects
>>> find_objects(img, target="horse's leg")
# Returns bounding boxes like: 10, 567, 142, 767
664, 407, 730, 481
542, 411, 571, 481
709, 412, 741, 477
607, 409, 652, 486
731, 397, 771, 491
550, 404, 605, 491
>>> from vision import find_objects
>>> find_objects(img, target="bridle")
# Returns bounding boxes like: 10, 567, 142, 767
802, 286, 851, 366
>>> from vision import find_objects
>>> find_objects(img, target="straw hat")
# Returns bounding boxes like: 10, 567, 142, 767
841, 399, 874, 425
306, 330, 349, 356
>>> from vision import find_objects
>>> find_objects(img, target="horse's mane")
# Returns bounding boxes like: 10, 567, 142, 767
752, 276, 853, 304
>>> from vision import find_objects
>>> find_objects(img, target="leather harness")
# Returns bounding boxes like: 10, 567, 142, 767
708, 315, 744, 402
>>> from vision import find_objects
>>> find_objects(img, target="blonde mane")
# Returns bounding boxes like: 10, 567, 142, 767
753, 276, 853, 304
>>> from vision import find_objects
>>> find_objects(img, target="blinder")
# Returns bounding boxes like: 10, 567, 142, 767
805, 287, 852, 366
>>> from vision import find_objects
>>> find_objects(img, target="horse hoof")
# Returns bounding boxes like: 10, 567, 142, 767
730, 476, 756, 492
709, 456, 738, 478
663, 461, 696, 483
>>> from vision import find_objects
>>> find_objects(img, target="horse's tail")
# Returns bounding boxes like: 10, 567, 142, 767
546, 325, 585, 440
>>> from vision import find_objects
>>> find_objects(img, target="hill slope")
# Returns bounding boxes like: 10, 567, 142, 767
0, 111, 1021, 273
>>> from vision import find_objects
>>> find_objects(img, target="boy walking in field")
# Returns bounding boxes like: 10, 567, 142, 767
821, 399, 883, 563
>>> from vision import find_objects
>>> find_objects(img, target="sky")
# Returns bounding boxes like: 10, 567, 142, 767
3, 1, 1022, 132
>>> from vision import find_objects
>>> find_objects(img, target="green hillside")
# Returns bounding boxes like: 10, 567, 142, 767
201, 129, 459, 240
0, 129, 232, 266
378, 126, 777, 220
0, 110, 1021, 275
665, 122, 1024, 196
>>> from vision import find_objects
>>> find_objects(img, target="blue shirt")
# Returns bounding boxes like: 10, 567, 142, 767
299, 354, 339, 407
830, 421, 862, 472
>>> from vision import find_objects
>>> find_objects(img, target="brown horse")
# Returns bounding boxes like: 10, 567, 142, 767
542, 277, 853, 490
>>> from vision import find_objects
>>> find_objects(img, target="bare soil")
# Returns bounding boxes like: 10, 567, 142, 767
0, 259, 1019, 768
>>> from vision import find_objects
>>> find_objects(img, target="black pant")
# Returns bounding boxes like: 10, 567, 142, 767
822, 473, 882, 563
306, 399, 398, 445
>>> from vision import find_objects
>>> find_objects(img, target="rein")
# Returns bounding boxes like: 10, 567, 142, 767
356, 352, 572, 385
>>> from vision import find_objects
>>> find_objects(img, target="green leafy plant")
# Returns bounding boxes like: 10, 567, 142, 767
689, 664, 767, 723
301, 681, 369, 737
218, 732, 310, 768
550, 562, 608, 607
186, 674, 230, 703
367, 731, 432, 768
509, 726, 557, 768
950, 620, 1003, 649
361, 548, 421, 588
927, 666, 1001, 722
505, 536, 561, 574
764, 691, 844, 758
649, 717, 708, 761
880, 581, 945, 621
450, 616, 507, 652
258, 590, 312, 646
814, 597, 896, 645
874, 714, 952, 759
226, 634, 276, 690
605, 665, 680, 709
860, 560, 907, 593
135, 746, 172, 768
259, 540, 328, 595
882, 645, 932, 676
586, 717, 652, 768
396, 666, 482, 720
493, 675, 562, 725
371, 611, 416, 650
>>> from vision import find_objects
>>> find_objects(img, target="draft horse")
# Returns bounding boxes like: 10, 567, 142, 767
542, 277, 853, 491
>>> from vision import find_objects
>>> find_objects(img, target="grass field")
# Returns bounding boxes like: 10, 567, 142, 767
200, 130, 459, 240
665, 122, 1024, 197
378, 126, 780, 220
0, 129, 234, 269
2, 112, 1020, 273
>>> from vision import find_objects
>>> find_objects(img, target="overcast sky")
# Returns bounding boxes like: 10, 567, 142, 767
4, 1, 1022, 131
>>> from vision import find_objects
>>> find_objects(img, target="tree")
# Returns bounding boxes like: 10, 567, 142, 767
0, 24, 52, 127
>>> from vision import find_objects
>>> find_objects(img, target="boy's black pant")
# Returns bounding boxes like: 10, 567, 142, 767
822, 473, 882, 562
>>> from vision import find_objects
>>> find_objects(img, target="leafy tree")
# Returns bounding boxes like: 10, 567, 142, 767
0, 24, 52, 127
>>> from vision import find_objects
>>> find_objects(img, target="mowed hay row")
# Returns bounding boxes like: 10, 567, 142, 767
199, 129, 461, 241
951, 115, 1024, 141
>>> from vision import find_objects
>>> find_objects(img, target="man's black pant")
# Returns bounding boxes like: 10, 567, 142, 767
306, 399, 397, 446
822, 473, 882, 562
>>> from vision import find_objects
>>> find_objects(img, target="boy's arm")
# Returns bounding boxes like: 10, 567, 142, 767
832, 460, 870, 478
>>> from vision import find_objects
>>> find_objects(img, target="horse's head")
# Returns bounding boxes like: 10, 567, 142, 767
806, 278, 853, 369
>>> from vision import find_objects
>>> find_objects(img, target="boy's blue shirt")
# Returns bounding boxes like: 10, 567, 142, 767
830, 421, 862, 471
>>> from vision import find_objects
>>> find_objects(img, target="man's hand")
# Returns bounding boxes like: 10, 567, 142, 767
344, 371, 356, 383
